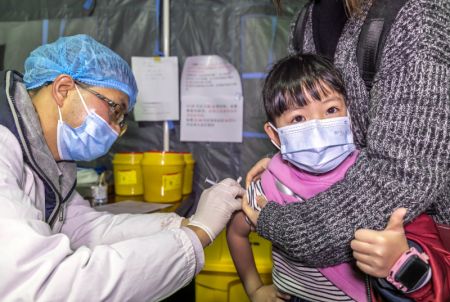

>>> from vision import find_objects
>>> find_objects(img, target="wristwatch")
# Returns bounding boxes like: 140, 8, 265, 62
386, 247, 430, 292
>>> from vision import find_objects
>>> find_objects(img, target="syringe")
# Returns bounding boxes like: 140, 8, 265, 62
205, 177, 242, 186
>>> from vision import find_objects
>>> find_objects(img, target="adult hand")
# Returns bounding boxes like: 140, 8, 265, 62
249, 285, 291, 302
188, 178, 245, 246
242, 194, 268, 227
351, 208, 409, 278
246, 157, 271, 187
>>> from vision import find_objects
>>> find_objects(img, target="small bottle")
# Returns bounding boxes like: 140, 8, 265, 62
91, 172, 108, 206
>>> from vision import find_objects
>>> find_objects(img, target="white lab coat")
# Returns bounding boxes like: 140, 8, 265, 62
0, 125, 203, 302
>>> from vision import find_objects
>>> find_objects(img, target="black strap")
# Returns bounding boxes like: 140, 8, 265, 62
0, 45, 5, 71
357, 0, 408, 91
292, 1, 313, 53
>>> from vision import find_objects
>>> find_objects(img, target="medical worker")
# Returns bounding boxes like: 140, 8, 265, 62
0, 34, 244, 301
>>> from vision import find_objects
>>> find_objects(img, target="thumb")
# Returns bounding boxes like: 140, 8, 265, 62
385, 208, 407, 231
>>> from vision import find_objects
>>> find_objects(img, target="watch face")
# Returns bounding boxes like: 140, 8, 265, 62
395, 255, 429, 290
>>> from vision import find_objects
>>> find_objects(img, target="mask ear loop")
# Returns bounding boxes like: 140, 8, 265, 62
56, 103, 66, 160
268, 122, 281, 150
57, 105, 63, 122
75, 84, 90, 114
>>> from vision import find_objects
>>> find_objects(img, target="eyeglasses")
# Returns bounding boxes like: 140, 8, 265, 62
75, 81, 128, 136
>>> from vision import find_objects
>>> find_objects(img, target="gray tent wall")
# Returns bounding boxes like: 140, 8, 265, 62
0, 0, 306, 215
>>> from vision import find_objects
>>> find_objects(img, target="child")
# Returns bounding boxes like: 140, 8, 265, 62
227, 54, 449, 302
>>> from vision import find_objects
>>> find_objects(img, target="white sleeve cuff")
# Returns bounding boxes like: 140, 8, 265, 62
182, 227, 205, 275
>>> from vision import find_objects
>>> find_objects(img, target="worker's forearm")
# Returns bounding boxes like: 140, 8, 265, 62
186, 225, 211, 247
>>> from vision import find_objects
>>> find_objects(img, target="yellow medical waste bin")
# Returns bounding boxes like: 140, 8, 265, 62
195, 231, 273, 302
141, 151, 185, 203
112, 152, 144, 196
181, 152, 195, 197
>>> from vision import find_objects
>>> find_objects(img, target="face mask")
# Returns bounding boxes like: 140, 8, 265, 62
56, 85, 118, 161
270, 116, 355, 174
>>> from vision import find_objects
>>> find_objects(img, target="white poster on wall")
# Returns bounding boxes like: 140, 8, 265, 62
132, 56, 179, 121
180, 55, 243, 142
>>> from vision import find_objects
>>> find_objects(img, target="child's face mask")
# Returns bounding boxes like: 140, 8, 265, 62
269, 116, 355, 174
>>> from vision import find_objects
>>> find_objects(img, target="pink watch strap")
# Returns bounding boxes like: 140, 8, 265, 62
386, 247, 429, 292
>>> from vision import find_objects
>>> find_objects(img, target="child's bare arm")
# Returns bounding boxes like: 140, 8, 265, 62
227, 211, 263, 296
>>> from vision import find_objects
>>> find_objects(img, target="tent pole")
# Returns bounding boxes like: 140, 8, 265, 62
162, 0, 170, 151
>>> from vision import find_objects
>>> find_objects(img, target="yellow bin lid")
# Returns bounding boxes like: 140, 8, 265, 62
180, 152, 195, 164
142, 151, 185, 166
113, 152, 143, 165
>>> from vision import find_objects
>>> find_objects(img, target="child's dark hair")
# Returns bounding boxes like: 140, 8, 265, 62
262, 54, 347, 123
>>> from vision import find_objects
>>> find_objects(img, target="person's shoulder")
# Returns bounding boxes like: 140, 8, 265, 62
381, 0, 449, 69
265, 152, 284, 174
0, 125, 24, 167
0, 124, 21, 145
393, 0, 448, 29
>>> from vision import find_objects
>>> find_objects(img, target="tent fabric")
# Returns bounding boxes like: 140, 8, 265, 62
0, 0, 306, 216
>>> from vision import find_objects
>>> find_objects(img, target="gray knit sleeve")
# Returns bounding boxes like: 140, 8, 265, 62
256, 0, 450, 267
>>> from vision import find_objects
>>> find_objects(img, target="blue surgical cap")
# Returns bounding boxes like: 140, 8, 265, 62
24, 34, 138, 111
